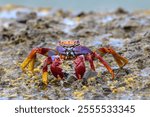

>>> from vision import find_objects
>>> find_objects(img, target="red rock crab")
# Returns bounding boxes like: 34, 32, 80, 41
21, 40, 128, 85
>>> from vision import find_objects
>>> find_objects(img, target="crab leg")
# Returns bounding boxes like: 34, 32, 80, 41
42, 57, 52, 85
21, 48, 51, 72
86, 53, 95, 71
74, 55, 86, 79
98, 47, 128, 68
94, 52, 114, 79
27, 55, 36, 72
50, 56, 64, 79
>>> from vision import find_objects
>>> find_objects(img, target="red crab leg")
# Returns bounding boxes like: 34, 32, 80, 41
21, 48, 51, 72
98, 47, 128, 68
94, 52, 114, 79
42, 57, 52, 85
86, 53, 95, 71
74, 55, 86, 79
50, 56, 64, 79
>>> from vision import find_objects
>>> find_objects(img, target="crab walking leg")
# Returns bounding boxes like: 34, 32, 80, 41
94, 52, 114, 79
50, 56, 64, 79
28, 55, 36, 72
86, 53, 95, 71
42, 57, 52, 85
74, 55, 86, 79
21, 48, 51, 71
98, 47, 128, 68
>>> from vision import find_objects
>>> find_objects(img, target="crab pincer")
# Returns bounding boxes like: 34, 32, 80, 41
74, 55, 86, 79
50, 56, 64, 79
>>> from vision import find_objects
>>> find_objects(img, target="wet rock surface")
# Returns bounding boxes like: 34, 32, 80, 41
0, 5, 150, 100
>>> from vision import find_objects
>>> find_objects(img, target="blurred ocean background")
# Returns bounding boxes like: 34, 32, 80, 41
0, 0, 150, 11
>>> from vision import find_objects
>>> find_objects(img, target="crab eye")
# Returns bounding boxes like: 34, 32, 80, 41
74, 40, 79, 45
59, 41, 61, 44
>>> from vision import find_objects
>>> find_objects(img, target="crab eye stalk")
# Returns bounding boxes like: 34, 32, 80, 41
75, 40, 80, 46
59, 41, 62, 46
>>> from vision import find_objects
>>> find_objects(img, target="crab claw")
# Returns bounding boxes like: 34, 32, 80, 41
50, 56, 64, 79
74, 55, 86, 79
21, 48, 51, 72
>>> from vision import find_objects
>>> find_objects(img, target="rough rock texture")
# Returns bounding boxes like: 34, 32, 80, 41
0, 5, 150, 100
